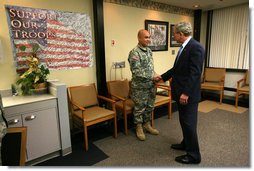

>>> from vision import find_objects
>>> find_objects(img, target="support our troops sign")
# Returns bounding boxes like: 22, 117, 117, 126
5, 5, 93, 73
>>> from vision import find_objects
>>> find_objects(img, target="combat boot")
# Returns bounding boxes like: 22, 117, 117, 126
143, 122, 159, 135
136, 123, 145, 141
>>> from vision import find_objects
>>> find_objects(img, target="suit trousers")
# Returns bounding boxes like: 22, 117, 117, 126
177, 101, 201, 160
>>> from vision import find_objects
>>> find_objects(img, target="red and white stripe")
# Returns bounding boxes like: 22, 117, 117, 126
43, 19, 93, 70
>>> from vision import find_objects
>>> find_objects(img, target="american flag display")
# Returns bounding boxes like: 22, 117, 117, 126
5, 5, 93, 73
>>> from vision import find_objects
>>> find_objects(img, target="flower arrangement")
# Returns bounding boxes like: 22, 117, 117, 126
16, 43, 50, 95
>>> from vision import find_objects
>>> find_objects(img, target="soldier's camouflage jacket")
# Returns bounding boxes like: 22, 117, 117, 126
128, 45, 155, 89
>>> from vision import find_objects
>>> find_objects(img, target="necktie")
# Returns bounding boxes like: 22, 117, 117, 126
175, 45, 183, 63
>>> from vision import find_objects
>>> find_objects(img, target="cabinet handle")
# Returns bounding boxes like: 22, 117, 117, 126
8, 119, 19, 125
25, 115, 36, 121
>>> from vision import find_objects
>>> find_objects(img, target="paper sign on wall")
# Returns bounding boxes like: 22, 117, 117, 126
5, 5, 93, 73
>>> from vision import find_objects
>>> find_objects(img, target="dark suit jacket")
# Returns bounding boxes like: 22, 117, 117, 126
161, 38, 204, 103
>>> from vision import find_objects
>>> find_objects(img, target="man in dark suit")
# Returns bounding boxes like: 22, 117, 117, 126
156, 22, 204, 164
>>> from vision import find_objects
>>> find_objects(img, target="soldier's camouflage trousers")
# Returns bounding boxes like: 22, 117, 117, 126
131, 87, 156, 124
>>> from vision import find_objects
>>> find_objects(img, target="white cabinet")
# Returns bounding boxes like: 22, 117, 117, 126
22, 107, 61, 161
4, 96, 61, 162
2, 82, 72, 165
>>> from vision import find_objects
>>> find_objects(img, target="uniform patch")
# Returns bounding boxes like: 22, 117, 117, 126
132, 55, 140, 61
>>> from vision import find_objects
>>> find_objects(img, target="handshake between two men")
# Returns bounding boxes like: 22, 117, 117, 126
152, 72, 189, 105
153, 73, 163, 83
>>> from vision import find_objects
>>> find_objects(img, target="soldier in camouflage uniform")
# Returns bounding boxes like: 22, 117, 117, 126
128, 29, 159, 141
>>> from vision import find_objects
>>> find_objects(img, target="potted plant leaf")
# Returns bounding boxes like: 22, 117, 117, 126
16, 43, 50, 95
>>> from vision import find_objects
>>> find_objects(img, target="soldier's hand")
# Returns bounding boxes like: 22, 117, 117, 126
153, 74, 162, 82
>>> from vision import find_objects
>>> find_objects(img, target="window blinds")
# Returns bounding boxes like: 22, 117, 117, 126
209, 4, 249, 69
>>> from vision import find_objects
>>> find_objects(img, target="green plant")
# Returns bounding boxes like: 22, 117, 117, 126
16, 43, 50, 95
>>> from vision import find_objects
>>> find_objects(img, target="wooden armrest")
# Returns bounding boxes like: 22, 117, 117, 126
156, 84, 171, 91
220, 77, 225, 82
70, 100, 86, 111
98, 95, 116, 104
70, 100, 87, 119
156, 83, 168, 87
237, 78, 245, 88
220, 81, 224, 85
237, 78, 245, 84
98, 95, 116, 111
110, 94, 126, 101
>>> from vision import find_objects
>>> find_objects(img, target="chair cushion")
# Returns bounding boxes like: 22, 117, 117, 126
239, 85, 249, 92
155, 95, 170, 107
115, 98, 134, 113
201, 82, 223, 89
73, 106, 115, 122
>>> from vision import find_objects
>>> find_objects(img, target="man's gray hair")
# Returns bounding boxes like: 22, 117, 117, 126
175, 22, 192, 36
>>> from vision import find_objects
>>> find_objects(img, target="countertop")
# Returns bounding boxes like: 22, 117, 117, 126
2, 94, 56, 108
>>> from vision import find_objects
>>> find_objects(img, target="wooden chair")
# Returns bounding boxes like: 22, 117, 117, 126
107, 79, 134, 135
107, 79, 172, 131
1, 127, 27, 166
235, 70, 249, 107
152, 82, 172, 127
201, 68, 226, 104
67, 83, 117, 151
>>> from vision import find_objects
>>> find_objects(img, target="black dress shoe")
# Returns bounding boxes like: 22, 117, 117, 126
175, 154, 201, 164
171, 143, 185, 150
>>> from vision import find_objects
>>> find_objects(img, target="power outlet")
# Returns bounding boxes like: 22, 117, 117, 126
113, 61, 125, 69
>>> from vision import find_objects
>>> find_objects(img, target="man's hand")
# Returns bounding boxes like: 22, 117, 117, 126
180, 94, 189, 105
153, 73, 162, 82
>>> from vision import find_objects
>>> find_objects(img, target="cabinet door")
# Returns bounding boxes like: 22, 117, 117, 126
22, 107, 61, 161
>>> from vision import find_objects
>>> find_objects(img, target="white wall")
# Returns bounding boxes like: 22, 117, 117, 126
0, 0, 96, 90
103, 2, 193, 81
224, 72, 246, 96
0, 1, 247, 98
